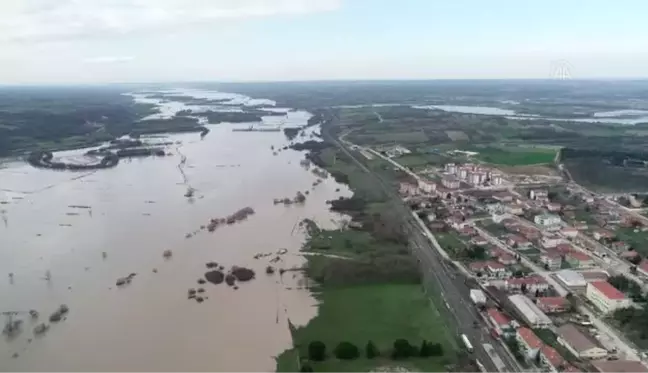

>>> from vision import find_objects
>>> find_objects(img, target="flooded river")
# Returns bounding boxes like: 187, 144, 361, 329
0, 90, 350, 371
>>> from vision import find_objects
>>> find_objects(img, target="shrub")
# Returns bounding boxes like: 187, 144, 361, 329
334, 341, 360, 360
308, 341, 326, 361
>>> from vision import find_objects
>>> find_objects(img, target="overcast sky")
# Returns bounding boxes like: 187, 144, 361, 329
1, 0, 647, 84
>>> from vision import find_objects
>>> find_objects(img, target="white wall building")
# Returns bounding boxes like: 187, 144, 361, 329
508, 294, 553, 328
557, 324, 608, 360
585, 281, 631, 314
534, 214, 562, 227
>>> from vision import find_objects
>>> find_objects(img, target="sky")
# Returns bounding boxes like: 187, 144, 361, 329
1, 0, 648, 84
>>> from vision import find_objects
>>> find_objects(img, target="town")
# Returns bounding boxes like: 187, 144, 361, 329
371, 143, 648, 373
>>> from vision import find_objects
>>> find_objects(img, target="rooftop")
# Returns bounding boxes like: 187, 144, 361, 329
592, 360, 648, 373
487, 308, 512, 326
557, 323, 601, 353
537, 297, 568, 309
508, 275, 548, 286
589, 281, 626, 300
541, 344, 565, 368
508, 294, 552, 325
517, 327, 543, 349
639, 260, 648, 273
567, 251, 592, 262
555, 269, 587, 287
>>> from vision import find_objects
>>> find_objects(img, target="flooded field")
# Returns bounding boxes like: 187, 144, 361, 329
0, 90, 350, 371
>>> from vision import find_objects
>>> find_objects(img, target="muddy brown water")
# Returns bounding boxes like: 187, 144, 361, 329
0, 91, 350, 371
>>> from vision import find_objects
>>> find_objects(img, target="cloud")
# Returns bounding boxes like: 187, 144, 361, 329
84, 56, 135, 64
0, 0, 342, 42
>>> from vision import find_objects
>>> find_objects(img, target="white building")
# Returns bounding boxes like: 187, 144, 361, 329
508, 294, 553, 328
417, 179, 436, 193
585, 281, 631, 314
491, 173, 503, 185
530, 189, 549, 200
399, 182, 419, 196
554, 269, 587, 291
445, 163, 457, 174
534, 214, 562, 227
458, 167, 468, 180
442, 175, 460, 189
540, 251, 562, 270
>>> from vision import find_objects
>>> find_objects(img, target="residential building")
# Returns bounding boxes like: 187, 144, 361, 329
591, 360, 648, 373
486, 308, 514, 336
530, 189, 549, 200
506, 203, 524, 215
541, 234, 564, 249
585, 281, 631, 314
506, 275, 550, 293
547, 202, 562, 212
580, 270, 610, 282
491, 173, 503, 185
540, 250, 562, 270
399, 182, 419, 196
555, 243, 574, 255
487, 261, 511, 279
445, 163, 457, 174
561, 227, 579, 238
566, 251, 594, 268
555, 269, 587, 291
638, 260, 648, 277
534, 213, 562, 227
619, 250, 640, 261
516, 327, 543, 360
497, 253, 517, 266
441, 175, 460, 189
471, 235, 489, 246
515, 326, 544, 360
610, 241, 629, 252
540, 345, 565, 372
557, 324, 608, 359
593, 229, 614, 241
507, 234, 531, 248
508, 294, 552, 328
418, 179, 436, 193
493, 192, 514, 203
536, 297, 569, 313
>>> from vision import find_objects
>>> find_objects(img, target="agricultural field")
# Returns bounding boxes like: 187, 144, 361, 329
276, 284, 453, 372
465, 145, 557, 166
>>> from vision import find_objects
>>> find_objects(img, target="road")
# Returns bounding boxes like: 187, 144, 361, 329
326, 125, 521, 372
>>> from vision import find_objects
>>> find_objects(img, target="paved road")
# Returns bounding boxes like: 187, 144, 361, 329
325, 125, 520, 372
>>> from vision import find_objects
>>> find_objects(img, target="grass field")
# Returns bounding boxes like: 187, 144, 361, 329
435, 232, 467, 258
276, 284, 453, 372
615, 227, 648, 255
463, 145, 557, 166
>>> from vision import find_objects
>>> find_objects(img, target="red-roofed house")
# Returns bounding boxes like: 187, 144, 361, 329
620, 250, 640, 260
562, 364, 580, 372
487, 261, 511, 279
561, 227, 579, 238
536, 297, 569, 313
516, 327, 543, 359
505, 275, 550, 293
586, 281, 631, 313
556, 243, 574, 254
638, 260, 648, 277
486, 308, 514, 336
507, 234, 531, 248
471, 235, 489, 246
497, 253, 518, 266
469, 261, 488, 273
593, 229, 614, 241
540, 344, 565, 372
566, 251, 594, 268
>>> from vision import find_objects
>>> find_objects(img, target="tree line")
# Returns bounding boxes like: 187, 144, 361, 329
300, 339, 444, 371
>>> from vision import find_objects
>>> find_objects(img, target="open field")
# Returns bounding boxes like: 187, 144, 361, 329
465, 145, 557, 166
276, 284, 452, 372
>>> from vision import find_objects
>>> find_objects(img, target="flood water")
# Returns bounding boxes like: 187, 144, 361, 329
0, 90, 350, 371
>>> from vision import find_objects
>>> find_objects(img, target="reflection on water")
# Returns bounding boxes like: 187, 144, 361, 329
0, 89, 350, 371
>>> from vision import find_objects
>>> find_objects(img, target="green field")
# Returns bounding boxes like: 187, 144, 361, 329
465, 145, 557, 166
435, 232, 467, 258
615, 228, 648, 255
276, 284, 453, 372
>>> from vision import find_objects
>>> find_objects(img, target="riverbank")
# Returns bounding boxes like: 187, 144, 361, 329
275, 142, 455, 372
